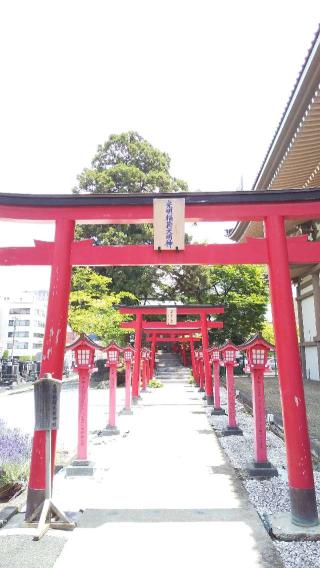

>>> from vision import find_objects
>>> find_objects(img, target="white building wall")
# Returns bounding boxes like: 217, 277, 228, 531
301, 295, 317, 342
305, 346, 319, 381
0, 291, 48, 359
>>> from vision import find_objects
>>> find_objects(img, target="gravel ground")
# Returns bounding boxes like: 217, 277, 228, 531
234, 373, 320, 441
208, 388, 320, 568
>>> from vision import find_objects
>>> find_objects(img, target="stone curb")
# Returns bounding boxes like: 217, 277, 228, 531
0, 376, 78, 398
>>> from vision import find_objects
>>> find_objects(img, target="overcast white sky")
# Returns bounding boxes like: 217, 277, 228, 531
0, 1, 319, 292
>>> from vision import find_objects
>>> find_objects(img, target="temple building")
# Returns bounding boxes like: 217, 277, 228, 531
229, 25, 320, 380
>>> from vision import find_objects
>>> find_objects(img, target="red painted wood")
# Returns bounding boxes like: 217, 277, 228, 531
132, 313, 142, 399
145, 336, 201, 342
225, 364, 237, 428
124, 361, 132, 412
190, 342, 198, 384
201, 313, 213, 401
27, 219, 74, 497
265, 216, 315, 490
2, 198, 320, 223
77, 368, 90, 460
199, 359, 205, 391
107, 365, 117, 428
213, 361, 221, 409
150, 335, 156, 379
121, 321, 223, 330
251, 369, 268, 463
118, 305, 224, 315
2, 235, 320, 266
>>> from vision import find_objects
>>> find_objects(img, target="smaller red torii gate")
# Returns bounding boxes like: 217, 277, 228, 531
119, 305, 224, 406
145, 331, 202, 378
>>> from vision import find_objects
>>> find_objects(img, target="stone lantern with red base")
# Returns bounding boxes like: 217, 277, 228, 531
208, 345, 225, 415
120, 344, 135, 415
239, 334, 278, 478
220, 341, 243, 436
102, 342, 123, 435
65, 333, 100, 475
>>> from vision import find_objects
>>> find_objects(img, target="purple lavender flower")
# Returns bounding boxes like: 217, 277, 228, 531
0, 419, 31, 481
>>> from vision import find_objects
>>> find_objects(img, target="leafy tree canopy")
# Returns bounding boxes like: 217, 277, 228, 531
159, 265, 269, 344
261, 321, 275, 345
69, 267, 135, 344
74, 131, 188, 195
73, 131, 189, 300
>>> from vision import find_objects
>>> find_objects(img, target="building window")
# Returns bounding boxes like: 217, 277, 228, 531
8, 320, 30, 327
33, 343, 43, 349
34, 321, 45, 328
15, 342, 29, 349
9, 308, 31, 315
8, 331, 29, 338
33, 333, 44, 338
7, 343, 12, 349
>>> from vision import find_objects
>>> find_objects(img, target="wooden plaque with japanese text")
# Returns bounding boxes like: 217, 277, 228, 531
153, 198, 185, 250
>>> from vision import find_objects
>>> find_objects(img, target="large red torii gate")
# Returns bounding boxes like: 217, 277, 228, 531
119, 305, 223, 406
0, 188, 319, 528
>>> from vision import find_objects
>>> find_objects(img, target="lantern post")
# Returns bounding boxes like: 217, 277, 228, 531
146, 350, 152, 384
196, 349, 205, 392
200, 313, 214, 406
65, 333, 99, 475
190, 340, 198, 385
208, 346, 225, 415
120, 344, 135, 415
132, 313, 143, 403
181, 344, 187, 366
220, 341, 243, 436
141, 347, 149, 392
150, 334, 157, 379
102, 342, 123, 435
240, 334, 277, 478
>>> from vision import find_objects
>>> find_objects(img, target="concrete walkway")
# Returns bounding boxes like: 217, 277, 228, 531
1, 380, 283, 567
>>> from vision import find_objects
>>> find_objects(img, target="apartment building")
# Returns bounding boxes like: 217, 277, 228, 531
0, 290, 48, 359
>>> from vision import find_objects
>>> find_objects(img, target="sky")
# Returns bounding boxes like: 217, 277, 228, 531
0, 1, 319, 293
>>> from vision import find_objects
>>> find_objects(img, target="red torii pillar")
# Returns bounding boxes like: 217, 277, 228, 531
190, 340, 198, 383
26, 219, 74, 520
150, 334, 157, 379
201, 313, 214, 406
132, 313, 143, 403
266, 215, 318, 527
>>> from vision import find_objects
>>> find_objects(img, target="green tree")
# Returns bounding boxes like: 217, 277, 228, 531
69, 267, 135, 343
73, 131, 189, 301
2, 350, 9, 360
160, 265, 268, 344
261, 321, 275, 345
74, 131, 188, 195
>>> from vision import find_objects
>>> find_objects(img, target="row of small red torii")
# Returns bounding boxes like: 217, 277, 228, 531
67, 324, 276, 480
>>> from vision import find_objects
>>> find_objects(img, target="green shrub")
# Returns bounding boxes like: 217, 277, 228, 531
148, 378, 163, 388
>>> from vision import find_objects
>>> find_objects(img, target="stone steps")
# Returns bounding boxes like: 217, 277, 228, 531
155, 352, 190, 381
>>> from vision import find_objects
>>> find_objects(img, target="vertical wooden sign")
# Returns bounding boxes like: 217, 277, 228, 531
153, 198, 185, 250
166, 307, 177, 325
